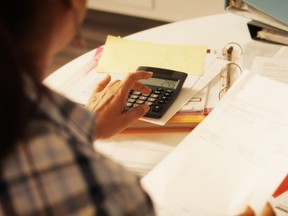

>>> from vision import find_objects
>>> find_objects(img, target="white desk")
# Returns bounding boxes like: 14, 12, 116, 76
45, 13, 254, 176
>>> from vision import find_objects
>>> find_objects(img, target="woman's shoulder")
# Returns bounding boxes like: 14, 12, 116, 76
1, 122, 155, 216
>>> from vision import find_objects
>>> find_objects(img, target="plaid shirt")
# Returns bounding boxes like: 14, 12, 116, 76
0, 77, 155, 216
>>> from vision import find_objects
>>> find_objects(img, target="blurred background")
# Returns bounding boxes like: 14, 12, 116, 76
48, 0, 225, 75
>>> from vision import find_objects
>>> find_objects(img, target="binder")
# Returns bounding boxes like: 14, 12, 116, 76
225, 0, 288, 45
247, 20, 288, 46
244, 0, 288, 27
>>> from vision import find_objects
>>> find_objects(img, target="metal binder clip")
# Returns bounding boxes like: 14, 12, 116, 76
218, 42, 243, 100
222, 42, 243, 62
218, 62, 242, 99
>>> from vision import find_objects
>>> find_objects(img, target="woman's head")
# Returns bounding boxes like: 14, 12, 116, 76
0, 0, 87, 160
1, 0, 87, 76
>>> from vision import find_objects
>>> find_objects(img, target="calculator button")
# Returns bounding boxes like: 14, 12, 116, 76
126, 102, 133, 107
158, 100, 165, 104
130, 95, 139, 99
133, 104, 139, 108
127, 98, 136, 103
150, 94, 159, 98
147, 98, 156, 102
161, 96, 168, 100
152, 104, 162, 112
157, 88, 164, 91
136, 100, 145, 104
164, 92, 171, 97
145, 101, 153, 106
166, 89, 173, 93
139, 96, 148, 100
153, 90, 161, 94
133, 91, 142, 95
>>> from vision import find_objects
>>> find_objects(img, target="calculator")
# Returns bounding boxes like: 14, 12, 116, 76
126, 66, 188, 118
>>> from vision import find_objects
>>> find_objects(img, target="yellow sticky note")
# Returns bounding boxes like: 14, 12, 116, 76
96, 35, 207, 75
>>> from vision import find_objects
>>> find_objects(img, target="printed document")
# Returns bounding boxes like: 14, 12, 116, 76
142, 70, 288, 215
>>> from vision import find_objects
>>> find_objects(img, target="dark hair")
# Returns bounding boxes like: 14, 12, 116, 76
0, 1, 40, 160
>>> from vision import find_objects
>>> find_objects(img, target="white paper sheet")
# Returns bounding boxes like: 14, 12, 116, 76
142, 71, 288, 215
94, 132, 188, 177
251, 56, 288, 83
272, 46, 288, 66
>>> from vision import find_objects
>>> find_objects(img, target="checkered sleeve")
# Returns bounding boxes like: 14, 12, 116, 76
0, 92, 155, 216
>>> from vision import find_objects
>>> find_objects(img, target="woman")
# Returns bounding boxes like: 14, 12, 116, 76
0, 0, 155, 215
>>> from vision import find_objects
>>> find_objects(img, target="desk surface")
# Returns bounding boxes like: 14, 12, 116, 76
44, 12, 253, 177
126, 12, 251, 48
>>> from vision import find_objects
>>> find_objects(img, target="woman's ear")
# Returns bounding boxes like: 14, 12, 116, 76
63, 0, 87, 10
60, 0, 73, 8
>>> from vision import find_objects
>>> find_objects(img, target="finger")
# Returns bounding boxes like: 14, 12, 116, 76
92, 82, 121, 110
93, 74, 111, 93
122, 104, 150, 123
239, 206, 255, 216
131, 71, 153, 82
121, 71, 153, 92
260, 203, 275, 216
133, 81, 151, 94
107, 79, 121, 88
121, 71, 153, 95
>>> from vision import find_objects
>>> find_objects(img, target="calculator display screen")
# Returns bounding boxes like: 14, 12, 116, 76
140, 77, 180, 89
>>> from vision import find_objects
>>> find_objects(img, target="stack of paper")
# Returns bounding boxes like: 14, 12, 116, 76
141, 47, 288, 215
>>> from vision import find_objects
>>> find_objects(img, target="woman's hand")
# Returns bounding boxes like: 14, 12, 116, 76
87, 71, 153, 139
239, 204, 275, 216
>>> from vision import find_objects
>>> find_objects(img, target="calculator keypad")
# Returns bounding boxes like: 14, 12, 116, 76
126, 87, 174, 117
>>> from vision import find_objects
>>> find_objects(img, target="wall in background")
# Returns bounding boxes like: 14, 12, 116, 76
87, 0, 225, 22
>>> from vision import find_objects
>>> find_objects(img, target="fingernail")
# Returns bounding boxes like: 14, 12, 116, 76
147, 71, 153, 76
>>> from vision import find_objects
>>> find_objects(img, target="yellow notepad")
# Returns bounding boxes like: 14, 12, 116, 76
96, 35, 207, 76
